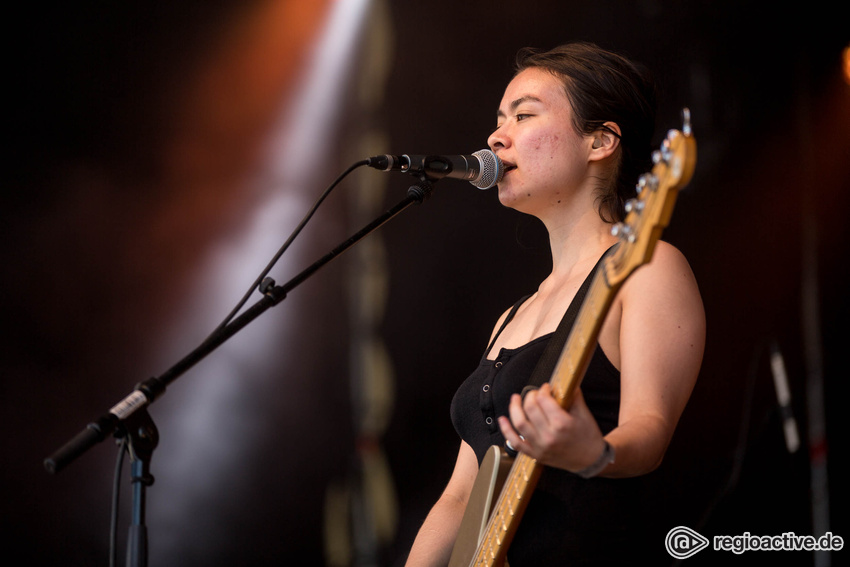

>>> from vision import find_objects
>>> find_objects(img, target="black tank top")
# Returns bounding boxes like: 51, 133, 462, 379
449, 253, 653, 565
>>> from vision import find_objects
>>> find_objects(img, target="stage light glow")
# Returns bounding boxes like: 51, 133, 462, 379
145, 0, 373, 563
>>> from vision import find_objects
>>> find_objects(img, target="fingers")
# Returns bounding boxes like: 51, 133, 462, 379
498, 413, 525, 454
498, 384, 598, 463
522, 383, 567, 430
498, 384, 560, 455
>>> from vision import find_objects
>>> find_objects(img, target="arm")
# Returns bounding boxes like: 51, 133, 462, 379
405, 440, 479, 566
605, 241, 705, 475
498, 242, 705, 477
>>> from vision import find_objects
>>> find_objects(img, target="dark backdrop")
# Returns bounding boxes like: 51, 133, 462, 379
2, 1, 847, 566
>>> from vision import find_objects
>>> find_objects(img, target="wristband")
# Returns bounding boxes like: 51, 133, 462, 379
576, 440, 615, 479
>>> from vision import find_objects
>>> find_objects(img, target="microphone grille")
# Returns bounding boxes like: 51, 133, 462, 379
471, 149, 503, 189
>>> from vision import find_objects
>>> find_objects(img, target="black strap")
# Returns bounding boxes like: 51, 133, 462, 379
483, 294, 532, 357
525, 246, 614, 390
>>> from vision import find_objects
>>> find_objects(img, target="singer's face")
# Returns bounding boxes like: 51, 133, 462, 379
488, 67, 592, 217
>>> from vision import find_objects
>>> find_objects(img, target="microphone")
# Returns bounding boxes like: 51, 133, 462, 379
367, 149, 503, 189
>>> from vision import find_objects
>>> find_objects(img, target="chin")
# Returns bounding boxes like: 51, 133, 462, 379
497, 181, 518, 200
497, 192, 536, 217
496, 187, 519, 209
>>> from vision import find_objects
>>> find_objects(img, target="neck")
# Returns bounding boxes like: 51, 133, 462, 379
543, 203, 617, 280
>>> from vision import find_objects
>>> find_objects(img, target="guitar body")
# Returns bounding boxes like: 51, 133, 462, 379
448, 446, 513, 567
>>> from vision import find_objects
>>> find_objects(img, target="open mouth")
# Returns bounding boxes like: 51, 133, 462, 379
502, 162, 517, 175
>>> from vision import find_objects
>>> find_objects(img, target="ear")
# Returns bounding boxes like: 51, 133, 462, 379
589, 122, 621, 160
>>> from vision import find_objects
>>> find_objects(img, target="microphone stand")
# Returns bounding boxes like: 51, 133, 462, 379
118, 408, 158, 567
44, 176, 434, 566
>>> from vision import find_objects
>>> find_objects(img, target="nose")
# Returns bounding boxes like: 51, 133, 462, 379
488, 123, 510, 152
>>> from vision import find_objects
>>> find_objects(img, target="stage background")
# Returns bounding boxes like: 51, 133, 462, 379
2, 1, 847, 565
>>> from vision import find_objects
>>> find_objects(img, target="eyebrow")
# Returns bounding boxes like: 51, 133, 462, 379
496, 95, 543, 119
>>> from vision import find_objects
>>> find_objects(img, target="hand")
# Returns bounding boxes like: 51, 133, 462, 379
497, 383, 607, 473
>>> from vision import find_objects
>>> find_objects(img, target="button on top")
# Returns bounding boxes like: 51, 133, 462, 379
482, 384, 490, 392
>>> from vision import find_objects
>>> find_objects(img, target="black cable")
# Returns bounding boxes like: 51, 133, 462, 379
202, 159, 369, 344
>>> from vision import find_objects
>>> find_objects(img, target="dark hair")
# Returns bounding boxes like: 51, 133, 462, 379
515, 42, 657, 222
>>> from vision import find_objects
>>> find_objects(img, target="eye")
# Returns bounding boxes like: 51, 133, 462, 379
516, 113, 532, 122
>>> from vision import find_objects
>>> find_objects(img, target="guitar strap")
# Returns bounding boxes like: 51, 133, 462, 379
523, 244, 616, 393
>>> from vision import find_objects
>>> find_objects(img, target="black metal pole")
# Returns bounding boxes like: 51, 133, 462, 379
117, 408, 158, 567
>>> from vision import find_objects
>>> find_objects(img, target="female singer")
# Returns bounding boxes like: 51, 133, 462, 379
405, 42, 705, 566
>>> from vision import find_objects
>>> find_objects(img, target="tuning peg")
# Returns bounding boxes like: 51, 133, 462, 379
625, 198, 644, 213
682, 108, 692, 136
654, 140, 674, 165
635, 173, 658, 194
611, 222, 636, 243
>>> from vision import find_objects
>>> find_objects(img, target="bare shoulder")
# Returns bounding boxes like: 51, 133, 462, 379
623, 240, 701, 303
598, 241, 704, 371
641, 240, 696, 279
617, 240, 705, 356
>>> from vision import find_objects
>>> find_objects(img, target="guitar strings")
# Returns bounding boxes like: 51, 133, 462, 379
475, 453, 540, 565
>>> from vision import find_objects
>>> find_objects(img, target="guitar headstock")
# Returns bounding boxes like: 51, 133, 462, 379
604, 109, 697, 287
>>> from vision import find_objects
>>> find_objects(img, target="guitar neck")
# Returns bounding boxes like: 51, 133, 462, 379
470, 270, 620, 566
549, 268, 621, 408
